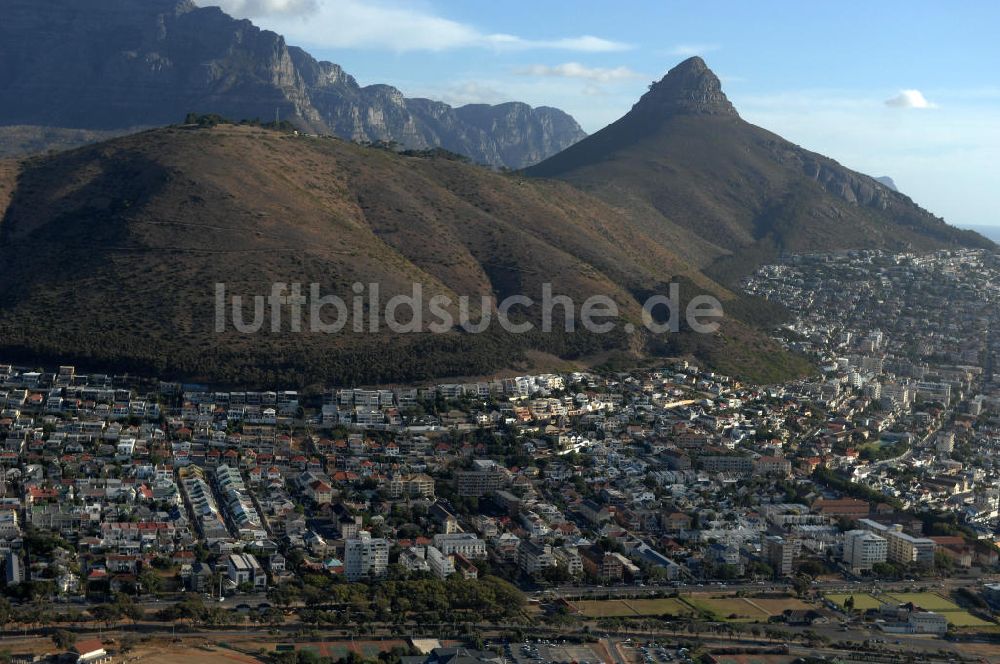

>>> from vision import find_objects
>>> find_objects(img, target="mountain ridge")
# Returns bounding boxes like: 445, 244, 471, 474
526, 57, 994, 280
0, 124, 810, 387
0, 0, 586, 168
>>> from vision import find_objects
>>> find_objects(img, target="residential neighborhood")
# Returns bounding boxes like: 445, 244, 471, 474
0, 249, 998, 663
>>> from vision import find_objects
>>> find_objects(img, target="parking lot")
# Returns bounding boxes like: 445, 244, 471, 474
620, 640, 695, 664
505, 639, 607, 664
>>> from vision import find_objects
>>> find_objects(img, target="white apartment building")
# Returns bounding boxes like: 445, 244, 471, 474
843, 530, 887, 572
858, 519, 936, 565
345, 531, 389, 581
226, 552, 266, 591
432, 533, 487, 559
426, 545, 455, 579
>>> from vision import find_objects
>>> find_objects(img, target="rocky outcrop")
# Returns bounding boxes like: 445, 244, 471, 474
632, 56, 739, 118
0, 0, 586, 168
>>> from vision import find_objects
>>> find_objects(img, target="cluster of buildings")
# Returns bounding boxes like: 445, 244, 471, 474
0, 248, 997, 618
842, 518, 936, 573
746, 249, 1000, 532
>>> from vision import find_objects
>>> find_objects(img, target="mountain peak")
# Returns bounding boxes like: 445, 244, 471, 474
634, 56, 738, 117
671, 55, 710, 73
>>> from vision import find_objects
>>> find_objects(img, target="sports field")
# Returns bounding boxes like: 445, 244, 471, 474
748, 597, 813, 615
885, 592, 960, 611
825, 593, 885, 610
626, 598, 695, 616
574, 597, 692, 617
684, 596, 770, 621
943, 611, 994, 627
574, 599, 641, 617
826, 591, 995, 628
577, 594, 816, 622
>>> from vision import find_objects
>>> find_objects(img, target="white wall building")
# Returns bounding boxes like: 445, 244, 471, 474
226, 552, 266, 591
426, 545, 455, 579
432, 533, 487, 559
345, 531, 389, 581
843, 530, 887, 572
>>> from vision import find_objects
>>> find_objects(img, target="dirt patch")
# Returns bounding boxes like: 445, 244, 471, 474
129, 644, 264, 664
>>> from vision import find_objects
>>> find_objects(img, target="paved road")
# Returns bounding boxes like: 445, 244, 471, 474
604, 637, 628, 664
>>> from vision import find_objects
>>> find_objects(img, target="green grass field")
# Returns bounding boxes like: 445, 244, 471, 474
887, 592, 996, 627
826, 592, 996, 628
825, 593, 885, 610
944, 611, 994, 627
885, 593, 960, 612
685, 596, 771, 621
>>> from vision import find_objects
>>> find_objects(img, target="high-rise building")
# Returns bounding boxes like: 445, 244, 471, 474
881, 382, 912, 408
858, 519, 936, 565
843, 530, 887, 572
968, 397, 984, 417
936, 432, 955, 454
426, 546, 455, 579
456, 459, 505, 497
761, 535, 796, 576
345, 531, 389, 581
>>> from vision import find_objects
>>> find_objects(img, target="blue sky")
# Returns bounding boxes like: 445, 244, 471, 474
213, 0, 1000, 229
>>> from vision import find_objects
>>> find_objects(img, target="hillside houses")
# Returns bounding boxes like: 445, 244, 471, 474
1, 252, 998, 606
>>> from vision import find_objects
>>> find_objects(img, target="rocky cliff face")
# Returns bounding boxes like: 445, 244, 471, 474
758, 138, 896, 210
0, 0, 586, 168
455, 103, 587, 169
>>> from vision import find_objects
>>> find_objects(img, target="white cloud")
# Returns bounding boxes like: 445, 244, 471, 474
224, 0, 630, 52
211, 0, 319, 17
667, 43, 721, 57
885, 89, 936, 109
528, 36, 631, 53
515, 62, 641, 82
